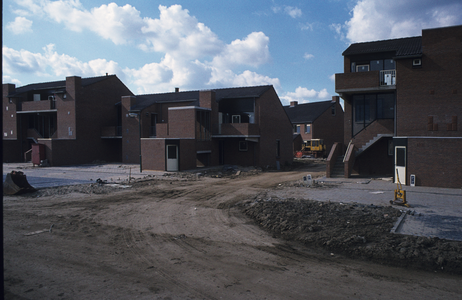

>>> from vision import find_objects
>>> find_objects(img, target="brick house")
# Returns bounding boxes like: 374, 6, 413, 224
332, 25, 462, 188
3, 75, 133, 165
283, 96, 344, 155
120, 85, 293, 171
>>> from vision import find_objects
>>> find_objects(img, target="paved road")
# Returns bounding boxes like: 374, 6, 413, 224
3, 163, 165, 189
310, 177, 462, 241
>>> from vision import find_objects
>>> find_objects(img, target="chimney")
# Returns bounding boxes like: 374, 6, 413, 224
290, 101, 298, 107
175, 87, 179, 93
331, 96, 339, 103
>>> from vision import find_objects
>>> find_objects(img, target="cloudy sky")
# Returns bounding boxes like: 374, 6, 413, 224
3, 0, 462, 104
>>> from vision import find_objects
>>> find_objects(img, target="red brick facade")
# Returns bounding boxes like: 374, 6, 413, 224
284, 96, 344, 155
3, 75, 133, 165
131, 86, 293, 171
335, 25, 462, 188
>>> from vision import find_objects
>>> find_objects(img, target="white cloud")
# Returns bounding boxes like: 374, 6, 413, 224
2, 46, 48, 76
304, 53, 314, 60
280, 86, 331, 104
345, 0, 462, 43
284, 6, 302, 18
3, 44, 124, 80
140, 5, 223, 59
272, 5, 302, 18
2, 75, 22, 86
300, 22, 315, 31
5, 2, 279, 94
212, 32, 271, 69
7, 16, 33, 34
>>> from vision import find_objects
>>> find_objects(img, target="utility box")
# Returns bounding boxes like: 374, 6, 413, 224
32, 144, 46, 166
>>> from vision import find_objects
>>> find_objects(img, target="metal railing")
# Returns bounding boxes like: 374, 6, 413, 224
380, 70, 396, 86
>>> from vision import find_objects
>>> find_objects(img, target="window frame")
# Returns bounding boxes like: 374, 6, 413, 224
239, 141, 248, 151
305, 124, 311, 134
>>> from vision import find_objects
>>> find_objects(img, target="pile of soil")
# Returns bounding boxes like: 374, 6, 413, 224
240, 195, 462, 275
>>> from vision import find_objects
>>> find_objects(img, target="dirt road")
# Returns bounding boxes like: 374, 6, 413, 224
3, 162, 461, 299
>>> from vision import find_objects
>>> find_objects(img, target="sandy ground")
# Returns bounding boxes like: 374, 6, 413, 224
3, 160, 462, 299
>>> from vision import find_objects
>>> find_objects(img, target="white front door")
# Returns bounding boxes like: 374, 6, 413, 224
395, 146, 406, 184
166, 145, 179, 171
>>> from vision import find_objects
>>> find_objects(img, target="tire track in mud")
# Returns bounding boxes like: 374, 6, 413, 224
121, 228, 218, 300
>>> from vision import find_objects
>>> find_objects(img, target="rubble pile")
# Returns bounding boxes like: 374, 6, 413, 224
240, 196, 462, 274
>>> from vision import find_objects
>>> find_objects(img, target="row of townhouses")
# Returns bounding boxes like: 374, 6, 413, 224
3, 25, 462, 188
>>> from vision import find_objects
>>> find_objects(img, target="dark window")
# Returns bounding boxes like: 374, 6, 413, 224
356, 64, 369, 72
167, 146, 177, 159
384, 59, 395, 70
396, 147, 406, 167
370, 60, 383, 71
239, 141, 248, 151
150, 114, 157, 137
377, 94, 394, 119
196, 110, 211, 140
276, 140, 280, 157
293, 125, 300, 133
305, 124, 311, 134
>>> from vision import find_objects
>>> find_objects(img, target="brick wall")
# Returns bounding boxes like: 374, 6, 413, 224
312, 96, 344, 154
141, 138, 165, 171
168, 107, 196, 138
3, 84, 18, 142
256, 87, 294, 167
407, 138, 462, 188
396, 26, 462, 137
335, 71, 380, 91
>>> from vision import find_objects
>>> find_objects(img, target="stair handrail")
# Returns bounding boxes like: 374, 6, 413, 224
343, 140, 352, 163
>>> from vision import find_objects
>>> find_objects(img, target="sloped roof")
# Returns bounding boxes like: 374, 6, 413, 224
283, 100, 333, 124
7, 75, 118, 97
342, 36, 422, 58
215, 85, 272, 99
131, 85, 273, 111
130, 91, 201, 111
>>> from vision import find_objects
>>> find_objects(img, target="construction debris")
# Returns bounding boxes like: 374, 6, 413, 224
3, 171, 37, 195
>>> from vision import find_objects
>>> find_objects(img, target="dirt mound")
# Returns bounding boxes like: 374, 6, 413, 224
240, 196, 462, 275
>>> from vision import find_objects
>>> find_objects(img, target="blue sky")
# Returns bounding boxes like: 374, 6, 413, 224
3, 0, 462, 104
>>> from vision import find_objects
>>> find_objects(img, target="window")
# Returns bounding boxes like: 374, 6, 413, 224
196, 110, 211, 140
305, 124, 311, 134
293, 124, 300, 133
150, 113, 157, 137
33, 94, 41, 101
354, 98, 370, 122
239, 141, 248, 151
377, 94, 394, 119
370, 60, 383, 71
331, 104, 336, 116
356, 64, 369, 72
396, 147, 406, 167
167, 145, 177, 159
232, 115, 241, 123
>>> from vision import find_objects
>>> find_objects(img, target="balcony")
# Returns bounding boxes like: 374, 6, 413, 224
21, 99, 56, 112
217, 123, 260, 137
335, 70, 396, 95
101, 126, 122, 138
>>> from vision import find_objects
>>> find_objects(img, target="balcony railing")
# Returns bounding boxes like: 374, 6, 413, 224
219, 123, 259, 136
380, 70, 396, 86
101, 126, 122, 137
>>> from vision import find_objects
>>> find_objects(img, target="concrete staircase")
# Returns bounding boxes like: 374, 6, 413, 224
357, 134, 393, 155
330, 155, 344, 178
